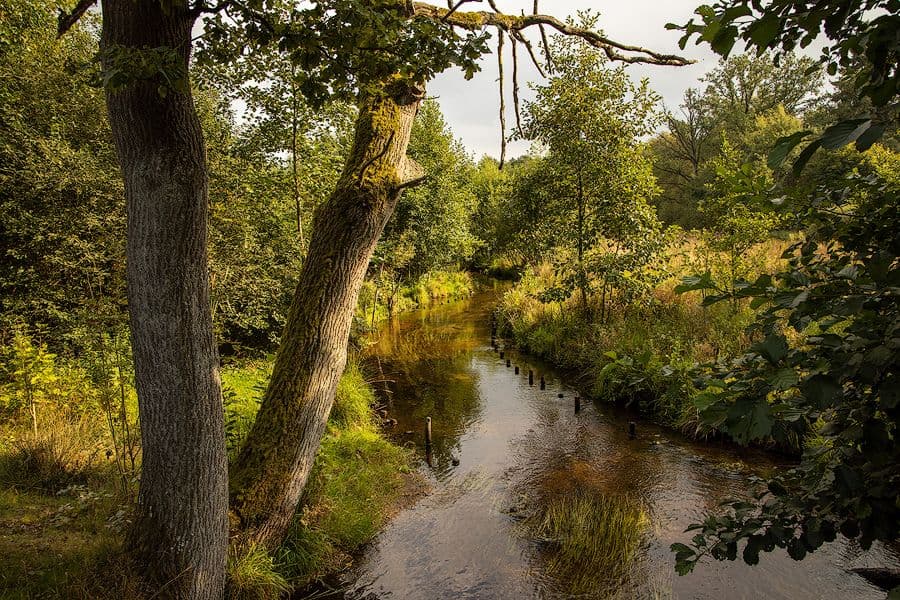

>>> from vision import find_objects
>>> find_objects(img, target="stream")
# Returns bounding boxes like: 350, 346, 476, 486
324, 288, 899, 599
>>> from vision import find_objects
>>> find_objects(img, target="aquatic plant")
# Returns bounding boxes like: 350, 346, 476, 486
528, 491, 650, 595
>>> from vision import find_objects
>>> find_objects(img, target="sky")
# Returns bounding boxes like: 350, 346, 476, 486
428, 0, 722, 159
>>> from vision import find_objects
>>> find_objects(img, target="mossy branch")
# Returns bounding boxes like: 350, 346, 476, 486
413, 2, 694, 66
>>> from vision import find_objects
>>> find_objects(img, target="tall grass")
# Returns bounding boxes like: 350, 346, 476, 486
228, 545, 292, 600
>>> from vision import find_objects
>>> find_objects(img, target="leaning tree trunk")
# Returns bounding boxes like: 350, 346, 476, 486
229, 81, 425, 550
101, 2, 228, 597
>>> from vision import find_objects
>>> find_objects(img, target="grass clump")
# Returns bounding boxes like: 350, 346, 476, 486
528, 492, 650, 595
228, 545, 291, 600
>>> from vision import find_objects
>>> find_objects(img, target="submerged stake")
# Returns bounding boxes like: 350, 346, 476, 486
628, 421, 636, 439
426, 416, 433, 448
529, 370, 534, 385
540, 376, 546, 390
500, 351, 505, 359
515, 366, 520, 374
506, 359, 511, 367
575, 396, 581, 413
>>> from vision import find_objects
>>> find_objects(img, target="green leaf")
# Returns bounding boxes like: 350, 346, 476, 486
746, 14, 781, 48
768, 131, 811, 169
801, 375, 841, 408
769, 367, 798, 390
675, 272, 715, 294
820, 118, 871, 150
787, 537, 807, 560
792, 139, 822, 176
855, 123, 884, 152
755, 334, 788, 364
743, 537, 761, 565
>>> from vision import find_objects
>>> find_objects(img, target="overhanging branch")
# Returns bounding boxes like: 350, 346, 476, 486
413, 2, 693, 66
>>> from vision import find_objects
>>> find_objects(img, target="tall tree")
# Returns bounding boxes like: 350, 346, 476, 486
702, 53, 822, 121
97, 1, 228, 596
382, 99, 478, 277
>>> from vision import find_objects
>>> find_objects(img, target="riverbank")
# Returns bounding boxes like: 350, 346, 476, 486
222, 359, 424, 597
355, 269, 476, 331
495, 263, 757, 440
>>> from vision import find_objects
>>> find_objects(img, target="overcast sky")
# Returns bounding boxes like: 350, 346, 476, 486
428, 0, 721, 159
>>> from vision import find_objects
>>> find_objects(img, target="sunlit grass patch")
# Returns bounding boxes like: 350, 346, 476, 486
228, 544, 291, 600
527, 491, 650, 595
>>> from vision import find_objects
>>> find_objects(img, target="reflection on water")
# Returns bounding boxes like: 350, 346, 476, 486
330, 289, 898, 599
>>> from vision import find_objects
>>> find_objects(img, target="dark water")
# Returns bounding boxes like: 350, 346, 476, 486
329, 289, 898, 599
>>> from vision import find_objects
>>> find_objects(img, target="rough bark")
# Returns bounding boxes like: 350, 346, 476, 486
230, 82, 424, 550
101, 2, 228, 597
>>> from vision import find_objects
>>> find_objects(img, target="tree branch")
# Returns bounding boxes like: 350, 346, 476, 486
57, 0, 97, 38
413, 2, 694, 66
497, 28, 507, 168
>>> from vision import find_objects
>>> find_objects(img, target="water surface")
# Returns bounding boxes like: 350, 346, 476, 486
331, 290, 898, 599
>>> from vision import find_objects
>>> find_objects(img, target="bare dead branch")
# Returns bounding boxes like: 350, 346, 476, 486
413, 2, 693, 66
533, 0, 554, 73
510, 31, 522, 133
57, 0, 96, 38
497, 28, 507, 169
512, 28, 546, 78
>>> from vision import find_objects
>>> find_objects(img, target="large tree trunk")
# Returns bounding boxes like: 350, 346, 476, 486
101, 2, 228, 597
230, 82, 424, 550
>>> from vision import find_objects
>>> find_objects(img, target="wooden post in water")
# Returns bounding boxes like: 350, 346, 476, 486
500, 351, 504, 359
506, 359, 511, 367
514, 366, 519, 374
529, 370, 534, 385
628, 421, 636, 439
425, 417, 433, 449
575, 396, 581, 413
540, 376, 546, 390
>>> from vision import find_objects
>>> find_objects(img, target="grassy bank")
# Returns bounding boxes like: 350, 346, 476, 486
221, 359, 418, 597
0, 329, 416, 599
355, 269, 476, 330
497, 238, 787, 438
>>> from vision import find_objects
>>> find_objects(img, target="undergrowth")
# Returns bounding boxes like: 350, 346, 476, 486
355, 269, 475, 330
496, 240, 773, 438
